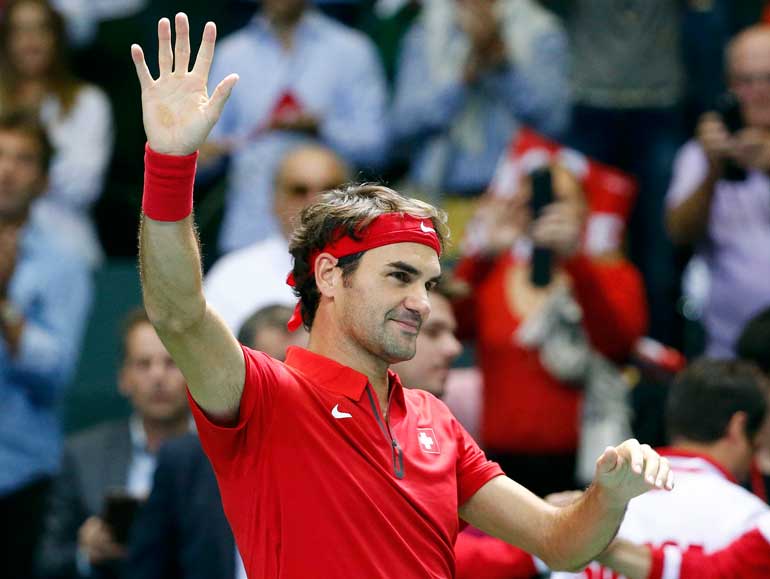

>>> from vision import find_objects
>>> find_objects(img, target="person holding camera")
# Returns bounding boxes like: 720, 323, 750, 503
666, 24, 770, 357
453, 166, 648, 496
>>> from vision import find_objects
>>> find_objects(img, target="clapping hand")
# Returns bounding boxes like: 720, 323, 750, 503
130, 13, 239, 156
594, 439, 674, 508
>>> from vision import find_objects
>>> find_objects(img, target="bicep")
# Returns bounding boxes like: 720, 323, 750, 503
156, 305, 245, 423
459, 475, 555, 562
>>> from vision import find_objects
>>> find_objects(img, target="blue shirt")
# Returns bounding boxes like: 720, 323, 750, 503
391, 19, 570, 195
209, 11, 389, 252
0, 219, 93, 495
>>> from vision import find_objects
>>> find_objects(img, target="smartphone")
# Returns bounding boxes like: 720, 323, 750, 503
714, 92, 747, 182
102, 489, 143, 545
529, 167, 554, 287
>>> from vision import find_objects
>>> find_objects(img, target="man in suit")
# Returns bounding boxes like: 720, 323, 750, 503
126, 304, 301, 579
38, 308, 191, 579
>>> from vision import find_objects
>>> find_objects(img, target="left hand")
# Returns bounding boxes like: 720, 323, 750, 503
730, 128, 770, 172
530, 199, 584, 258
594, 439, 674, 508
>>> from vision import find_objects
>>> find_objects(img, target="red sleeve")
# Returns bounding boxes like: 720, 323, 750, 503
452, 253, 499, 341
453, 413, 504, 506
188, 345, 281, 480
564, 254, 648, 361
455, 530, 538, 579
680, 530, 770, 579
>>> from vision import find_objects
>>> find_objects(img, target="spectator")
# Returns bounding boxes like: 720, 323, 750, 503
125, 303, 301, 579
0, 0, 113, 266
391, 0, 569, 199
453, 165, 647, 495
392, 280, 462, 399
204, 0, 388, 253
236, 303, 308, 360
38, 308, 191, 579
666, 25, 770, 356
0, 111, 93, 579
552, 358, 770, 579
558, 0, 687, 345
204, 144, 349, 333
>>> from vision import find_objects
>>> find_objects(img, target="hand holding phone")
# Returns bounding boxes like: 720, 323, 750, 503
102, 489, 143, 546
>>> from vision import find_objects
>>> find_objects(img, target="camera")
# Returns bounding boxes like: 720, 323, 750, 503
714, 92, 748, 182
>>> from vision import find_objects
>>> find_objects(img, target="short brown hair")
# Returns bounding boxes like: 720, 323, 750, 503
288, 184, 448, 330
0, 110, 53, 172
119, 307, 151, 361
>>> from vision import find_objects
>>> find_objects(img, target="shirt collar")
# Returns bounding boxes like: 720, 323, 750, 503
129, 414, 150, 454
285, 346, 404, 403
657, 447, 738, 485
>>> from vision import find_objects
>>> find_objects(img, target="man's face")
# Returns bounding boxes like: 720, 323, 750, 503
262, 0, 306, 25
119, 323, 189, 425
392, 293, 462, 398
729, 33, 770, 129
7, 1, 56, 78
0, 129, 46, 221
335, 243, 441, 364
252, 324, 307, 361
274, 149, 348, 238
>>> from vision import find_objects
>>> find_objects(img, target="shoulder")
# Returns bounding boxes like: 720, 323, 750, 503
66, 419, 129, 456
206, 241, 277, 281
308, 11, 378, 56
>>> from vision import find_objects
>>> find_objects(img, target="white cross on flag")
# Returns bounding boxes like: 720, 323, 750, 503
417, 428, 440, 454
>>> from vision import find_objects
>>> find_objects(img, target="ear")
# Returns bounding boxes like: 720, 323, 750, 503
117, 366, 131, 399
314, 253, 342, 299
725, 411, 749, 443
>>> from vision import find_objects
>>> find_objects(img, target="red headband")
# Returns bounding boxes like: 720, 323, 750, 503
285, 213, 441, 331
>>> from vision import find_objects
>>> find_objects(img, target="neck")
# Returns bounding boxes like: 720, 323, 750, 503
670, 440, 737, 479
141, 415, 189, 454
16, 79, 48, 106
268, 14, 302, 50
308, 311, 390, 404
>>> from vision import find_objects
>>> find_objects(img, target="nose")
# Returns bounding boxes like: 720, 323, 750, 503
443, 332, 462, 361
403, 287, 431, 322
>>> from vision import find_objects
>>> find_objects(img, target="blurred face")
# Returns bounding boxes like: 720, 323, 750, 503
252, 324, 307, 361
262, 0, 306, 26
0, 129, 46, 221
393, 293, 462, 398
274, 148, 348, 238
119, 323, 189, 425
6, 1, 56, 78
729, 31, 770, 129
335, 243, 441, 364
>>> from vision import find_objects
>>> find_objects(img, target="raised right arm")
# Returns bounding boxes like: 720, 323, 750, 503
131, 13, 242, 422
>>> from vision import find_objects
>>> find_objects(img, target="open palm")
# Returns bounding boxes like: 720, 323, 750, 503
130, 13, 238, 156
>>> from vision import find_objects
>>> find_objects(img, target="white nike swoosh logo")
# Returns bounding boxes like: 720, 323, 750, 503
420, 221, 436, 233
331, 404, 352, 419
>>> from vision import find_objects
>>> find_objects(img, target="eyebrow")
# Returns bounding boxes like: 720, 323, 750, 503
385, 261, 442, 284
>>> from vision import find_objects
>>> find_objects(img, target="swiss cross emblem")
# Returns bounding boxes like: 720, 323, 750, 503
417, 428, 440, 454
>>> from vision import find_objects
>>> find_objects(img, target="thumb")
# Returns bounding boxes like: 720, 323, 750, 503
208, 73, 239, 120
596, 446, 620, 475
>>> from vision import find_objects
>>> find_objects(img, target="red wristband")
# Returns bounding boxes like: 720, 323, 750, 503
142, 143, 198, 221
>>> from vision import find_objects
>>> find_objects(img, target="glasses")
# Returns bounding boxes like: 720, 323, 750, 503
731, 72, 770, 87
283, 182, 345, 197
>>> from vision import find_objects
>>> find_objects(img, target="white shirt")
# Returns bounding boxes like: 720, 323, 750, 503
552, 450, 769, 579
204, 235, 296, 333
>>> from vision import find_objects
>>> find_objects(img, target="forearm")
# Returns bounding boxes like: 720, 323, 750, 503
666, 169, 719, 245
596, 539, 653, 579
139, 215, 206, 333
546, 484, 627, 571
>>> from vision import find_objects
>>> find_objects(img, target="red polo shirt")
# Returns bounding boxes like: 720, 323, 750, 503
188, 345, 503, 578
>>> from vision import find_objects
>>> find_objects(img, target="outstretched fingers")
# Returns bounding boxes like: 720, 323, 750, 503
208, 74, 239, 119
173, 12, 191, 75
192, 21, 217, 80
158, 17, 173, 76
130, 44, 153, 91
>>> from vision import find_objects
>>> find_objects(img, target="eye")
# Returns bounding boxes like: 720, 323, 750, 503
390, 271, 411, 283
426, 280, 438, 292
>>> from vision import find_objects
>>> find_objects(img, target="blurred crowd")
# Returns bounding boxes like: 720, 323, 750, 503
2, 0, 770, 578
